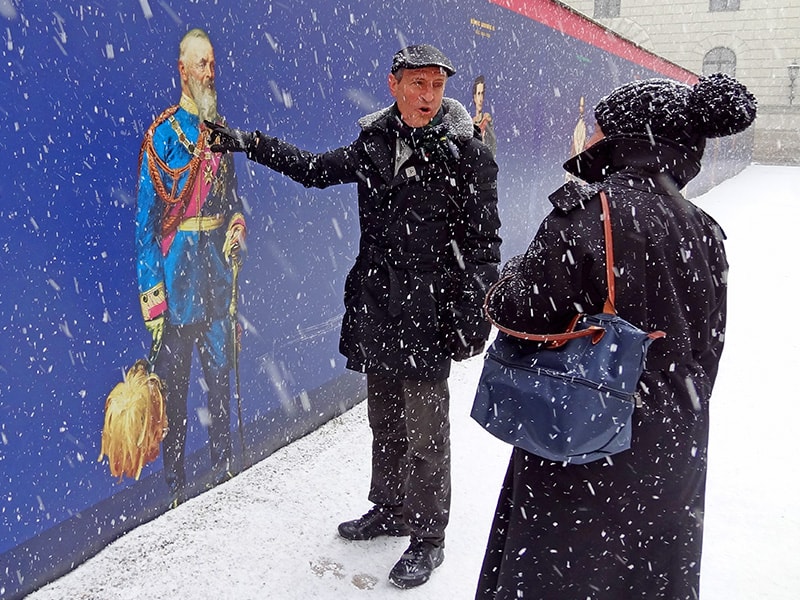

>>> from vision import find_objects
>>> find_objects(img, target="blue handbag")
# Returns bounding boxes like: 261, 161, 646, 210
471, 191, 665, 464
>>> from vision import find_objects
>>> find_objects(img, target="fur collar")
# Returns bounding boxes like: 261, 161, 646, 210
358, 97, 474, 142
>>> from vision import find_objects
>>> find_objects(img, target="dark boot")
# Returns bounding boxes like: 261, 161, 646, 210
166, 469, 186, 510
167, 481, 185, 510
206, 459, 234, 489
388, 538, 444, 589
338, 504, 410, 540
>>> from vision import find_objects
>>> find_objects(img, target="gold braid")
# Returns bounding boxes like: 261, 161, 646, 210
137, 105, 208, 240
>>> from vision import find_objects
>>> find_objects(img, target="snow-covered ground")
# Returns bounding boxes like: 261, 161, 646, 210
25, 165, 800, 599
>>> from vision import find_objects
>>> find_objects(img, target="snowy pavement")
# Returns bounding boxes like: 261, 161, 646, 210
25, 165, 800, 599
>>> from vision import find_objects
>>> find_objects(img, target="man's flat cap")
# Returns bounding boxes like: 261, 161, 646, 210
391, 44, 455, 76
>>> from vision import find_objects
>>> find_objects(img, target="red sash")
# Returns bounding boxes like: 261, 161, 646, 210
160, 150, 221, 256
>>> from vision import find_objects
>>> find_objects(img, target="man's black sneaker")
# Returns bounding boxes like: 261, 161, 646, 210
337, 505, 410, 540
388, 539, 444, 589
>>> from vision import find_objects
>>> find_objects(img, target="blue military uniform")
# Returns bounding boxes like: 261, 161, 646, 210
135, 94, 245, 497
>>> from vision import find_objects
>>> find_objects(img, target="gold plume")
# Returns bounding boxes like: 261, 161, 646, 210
98, 360, 168, 481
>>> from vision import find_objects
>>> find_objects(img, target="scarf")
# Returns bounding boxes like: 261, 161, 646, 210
388, 105, 456, 163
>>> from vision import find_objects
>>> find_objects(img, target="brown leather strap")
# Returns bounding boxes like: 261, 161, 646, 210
482, 276, 603, 344
483, 189, 616, 343
600, 190, 616, 314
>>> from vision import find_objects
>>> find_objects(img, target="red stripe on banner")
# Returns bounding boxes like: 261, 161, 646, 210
488, 0, 698, 83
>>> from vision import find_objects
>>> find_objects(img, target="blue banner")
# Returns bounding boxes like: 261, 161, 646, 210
0, 1, 751, 597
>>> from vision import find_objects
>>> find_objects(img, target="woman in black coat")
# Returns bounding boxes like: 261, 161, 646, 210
476, 74, 756, 600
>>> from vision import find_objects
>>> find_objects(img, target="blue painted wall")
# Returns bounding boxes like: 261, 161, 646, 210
0, 1, 751, 597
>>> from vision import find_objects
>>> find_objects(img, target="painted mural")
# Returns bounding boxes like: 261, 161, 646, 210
0, 1, 752, 597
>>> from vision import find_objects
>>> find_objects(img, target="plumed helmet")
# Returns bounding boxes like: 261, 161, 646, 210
391, 44, 456, 77
594, 72, 757, 156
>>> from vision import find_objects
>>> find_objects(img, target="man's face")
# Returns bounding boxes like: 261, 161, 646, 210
388, 66, 448, 128
474, 82, 485, 113
179, 37, 217, 121
180, 37, 215, 94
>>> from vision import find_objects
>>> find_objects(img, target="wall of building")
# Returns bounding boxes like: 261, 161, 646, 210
559, 0, 800, 164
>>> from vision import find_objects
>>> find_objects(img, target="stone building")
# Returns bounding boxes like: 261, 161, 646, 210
557, 0, 800, 164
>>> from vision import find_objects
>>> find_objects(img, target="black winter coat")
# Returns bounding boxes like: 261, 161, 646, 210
477, 135, 728, 599
248, 98, 501, 381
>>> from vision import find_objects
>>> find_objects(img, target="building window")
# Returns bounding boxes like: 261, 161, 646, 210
709, 0, 740, 11
595, 0, 621, 18
703, 47, 737, 76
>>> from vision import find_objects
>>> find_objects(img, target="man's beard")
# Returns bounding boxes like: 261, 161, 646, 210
187, 77, 218, 123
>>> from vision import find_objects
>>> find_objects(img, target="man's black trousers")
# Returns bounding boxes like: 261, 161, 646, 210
366, 373, 451, 544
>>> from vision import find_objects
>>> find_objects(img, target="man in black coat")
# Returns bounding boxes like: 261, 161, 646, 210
207, 44, 501, 589
476, 74, 756, 599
